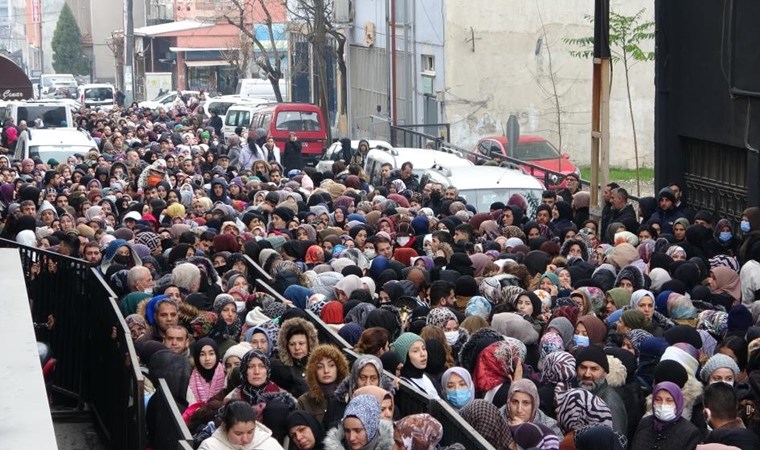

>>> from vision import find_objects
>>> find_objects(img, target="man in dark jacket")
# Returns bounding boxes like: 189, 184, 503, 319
702, 382, 760, 450
609, 187, 639, 236
576, 346, 628, 435
651, 187, 688, 235
600, 182, 620, 240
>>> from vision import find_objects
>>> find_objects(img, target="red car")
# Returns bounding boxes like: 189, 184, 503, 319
474, 135, 580, 188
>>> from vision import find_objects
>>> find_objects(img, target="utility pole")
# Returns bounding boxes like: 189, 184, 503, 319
590, 0, 610, 215
124, 0, 135, 105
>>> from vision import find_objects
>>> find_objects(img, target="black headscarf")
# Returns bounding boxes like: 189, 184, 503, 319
238, 350, 271, 404
286, 411, 326, 450
192, 338, 220, 383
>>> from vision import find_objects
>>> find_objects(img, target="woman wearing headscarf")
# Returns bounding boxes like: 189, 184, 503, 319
209, 294, 243, 345
473, 339, 526, 407
505, 379, 562, 436
297, 344, 350, 423
459, 400, 515, 450
537, 352, 576, 420
392, 332, 441, 399
556, 388, 613, 449
708, 266, 742, 306
271, 318, 319, 398
286, 410, 325, 450
630, 381, 702, 450
226, 350, 283, 404
323, 355, 394, 430
441, 366, 475, 410
628, 289, 674, 337
324, 395, 394, 450
189, 338, 227, 404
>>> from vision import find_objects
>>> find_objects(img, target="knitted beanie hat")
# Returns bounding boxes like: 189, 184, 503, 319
393, 332, 424, 363
575, 345, 610, 373
700, 353, 741, 382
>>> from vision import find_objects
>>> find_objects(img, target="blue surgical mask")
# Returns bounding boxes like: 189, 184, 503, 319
741, 221, 751, 233
446, 388, 472, 408
719, 231, 732, 242
574, 334, 590, 347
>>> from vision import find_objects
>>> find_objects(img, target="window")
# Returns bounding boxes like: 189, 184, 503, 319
421, 55, 435, 74
275, 111, 321, 131
84, 88, 113, 100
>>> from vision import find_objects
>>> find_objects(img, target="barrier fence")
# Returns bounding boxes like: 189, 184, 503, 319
5, 237, 494, 450
0, 239, 145, 450
155, 378, 195, 450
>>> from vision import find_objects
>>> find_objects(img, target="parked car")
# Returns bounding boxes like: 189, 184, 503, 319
14, 128, 97, 162
474, 135, 580, 188
313, 139, 393, 173
248, 103, 328, 164
420, 165, 544, 216
77, 84, 115, 110
202, 96, 268, 126
138, 90, 201, 110
364, 146, 474, 187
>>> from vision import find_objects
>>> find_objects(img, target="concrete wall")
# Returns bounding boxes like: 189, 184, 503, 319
349, 0, 446, 127
89, 0, 122, 82
442, 0, 655, 168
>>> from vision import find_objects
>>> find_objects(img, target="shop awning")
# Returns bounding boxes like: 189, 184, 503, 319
184, 60, 230, 67
0, 54, 33, 100
134, 20, 214, 37
170, 47, 237, 52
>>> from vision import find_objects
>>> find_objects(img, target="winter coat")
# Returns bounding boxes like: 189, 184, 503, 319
271, 318, 319, 398
630, 415, 701, 450
283, 140, 304, 172
651, 207, 688, 235
644, 377, 704, 421
703, 418, 760, 450
740, 260, 760, 306
589, 380, 628, 436
323, 419, 395, 450
297, 392, 329, 424
198, 422, 283, 450
611, 204, 639, 232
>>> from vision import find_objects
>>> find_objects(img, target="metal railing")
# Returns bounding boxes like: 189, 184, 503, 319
155, 378, 194, 450
0, 239, 145, 450
88, 270, 146, 450
307, 309, 496, 449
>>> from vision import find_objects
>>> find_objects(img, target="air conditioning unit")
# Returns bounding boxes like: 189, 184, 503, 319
333, 0, 353, 24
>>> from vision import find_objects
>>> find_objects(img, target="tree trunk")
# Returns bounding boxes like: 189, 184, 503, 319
335, 36, 347, 115
623, 55, 641, 197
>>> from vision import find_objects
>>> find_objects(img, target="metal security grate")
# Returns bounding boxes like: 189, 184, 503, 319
683, 137, 748, 220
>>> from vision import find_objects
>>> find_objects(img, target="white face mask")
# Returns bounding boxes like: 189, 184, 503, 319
234, 301, 246, 314
654, 404, 677, 422
444, 330, 459, 345
364, 249, 376, 259
396, 236, 411, 246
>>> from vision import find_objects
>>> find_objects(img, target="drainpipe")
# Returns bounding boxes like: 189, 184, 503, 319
390, 0, 397, 125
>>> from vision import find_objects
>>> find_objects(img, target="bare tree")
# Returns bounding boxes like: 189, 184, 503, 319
286, 0, 348, 142
220, 31, 253, 80
222, 0, 285, 102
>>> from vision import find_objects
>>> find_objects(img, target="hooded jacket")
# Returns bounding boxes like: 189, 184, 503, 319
323, 419, 394, 450
270, 317, 319, 398
197, 422, 283, 450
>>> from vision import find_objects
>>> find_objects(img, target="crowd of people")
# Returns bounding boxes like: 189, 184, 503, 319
6, 100, 760, 450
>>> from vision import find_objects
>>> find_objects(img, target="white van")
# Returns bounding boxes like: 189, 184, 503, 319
236, 78, 287, 101
203, 96, 268, 125
420, 165, 544, 215
4, 101, 74, 128
314, 139, 393, 173
39, 74, 78, 99
14, 128, 97, 162
139, 90, 200, 110
364, 147, 474, 187
78, 84, 115, 110
222, 102, 271, 137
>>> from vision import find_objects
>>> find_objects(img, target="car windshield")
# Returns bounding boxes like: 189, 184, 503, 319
84, 88, 113, 100
42, 77, 76, 88
30, 145, 94, 162
17, 106, 68, 127
459, 188, 542, 216
275, 111, 321, 131
514, 141, 561, 161
225, 110, 250, 127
